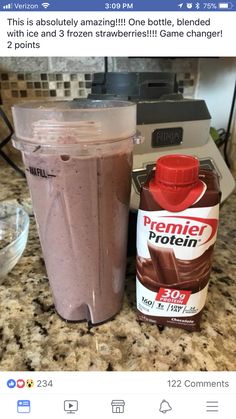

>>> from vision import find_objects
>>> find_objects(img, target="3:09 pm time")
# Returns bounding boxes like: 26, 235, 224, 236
105, 2, 134, 9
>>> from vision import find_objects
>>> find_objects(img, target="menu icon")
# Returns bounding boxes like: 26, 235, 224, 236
206, 400, 219, 412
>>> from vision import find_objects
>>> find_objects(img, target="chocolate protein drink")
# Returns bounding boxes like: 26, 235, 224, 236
136, 154, 221, 331
12, 100, 137, 324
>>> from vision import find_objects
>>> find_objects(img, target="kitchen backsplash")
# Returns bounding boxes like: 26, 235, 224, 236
0, 57, 198, 103
0, 70, 195, 102
0, 71, 92, 101
0, 57, 198, 157
1, 57, 235, 172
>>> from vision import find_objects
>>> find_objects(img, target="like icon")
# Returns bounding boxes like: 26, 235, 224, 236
17, 379, 25, 389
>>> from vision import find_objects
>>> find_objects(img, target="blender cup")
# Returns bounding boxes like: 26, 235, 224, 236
12, 100, 137, 324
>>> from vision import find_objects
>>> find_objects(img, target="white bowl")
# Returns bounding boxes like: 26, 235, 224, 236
0, 201, 29, 279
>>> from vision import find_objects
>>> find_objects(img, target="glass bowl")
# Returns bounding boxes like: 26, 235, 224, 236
0, 201, 29, 279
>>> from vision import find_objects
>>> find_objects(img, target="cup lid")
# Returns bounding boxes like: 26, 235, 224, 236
12, 100, 137, 146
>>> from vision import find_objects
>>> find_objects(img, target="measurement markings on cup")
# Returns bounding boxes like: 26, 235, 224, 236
26, 167, 56, 178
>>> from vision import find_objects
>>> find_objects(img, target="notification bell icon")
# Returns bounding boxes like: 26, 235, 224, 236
159, 399, 172, 413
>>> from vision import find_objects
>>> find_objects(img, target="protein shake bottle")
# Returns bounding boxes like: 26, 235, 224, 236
136, 154, 221, 331
12, 100, 137, 324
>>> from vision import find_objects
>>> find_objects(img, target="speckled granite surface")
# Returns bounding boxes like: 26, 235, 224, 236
0, 163, 235, 372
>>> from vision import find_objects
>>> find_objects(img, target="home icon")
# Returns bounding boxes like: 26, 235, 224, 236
111, 400, 125, 413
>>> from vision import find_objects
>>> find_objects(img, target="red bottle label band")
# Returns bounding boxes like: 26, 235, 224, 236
156, 287, 192, 305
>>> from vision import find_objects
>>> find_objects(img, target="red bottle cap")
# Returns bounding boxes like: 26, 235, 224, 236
150, 154, 205, 212
155, 154, 199, 186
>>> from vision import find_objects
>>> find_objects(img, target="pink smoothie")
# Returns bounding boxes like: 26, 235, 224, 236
23, 141, 132, 323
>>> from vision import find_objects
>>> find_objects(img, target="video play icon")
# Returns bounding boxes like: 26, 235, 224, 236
64, 400, 78, 414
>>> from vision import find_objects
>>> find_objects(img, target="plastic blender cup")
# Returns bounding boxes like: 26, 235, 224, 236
12, 100, 137, 323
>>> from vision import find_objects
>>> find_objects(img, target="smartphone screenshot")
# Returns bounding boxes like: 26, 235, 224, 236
0, 1, 235, 418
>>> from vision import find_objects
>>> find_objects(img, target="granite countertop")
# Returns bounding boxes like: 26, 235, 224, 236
0, 163, 235, 372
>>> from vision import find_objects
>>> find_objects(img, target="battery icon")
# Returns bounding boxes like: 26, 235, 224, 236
218, 2, 233, 8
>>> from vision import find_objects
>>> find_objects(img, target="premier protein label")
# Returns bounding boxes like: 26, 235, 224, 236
136, 204, 219, 327
137, 205, 219, 260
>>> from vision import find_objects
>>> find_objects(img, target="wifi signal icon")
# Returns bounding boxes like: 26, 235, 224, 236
41, 2, 50, 8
